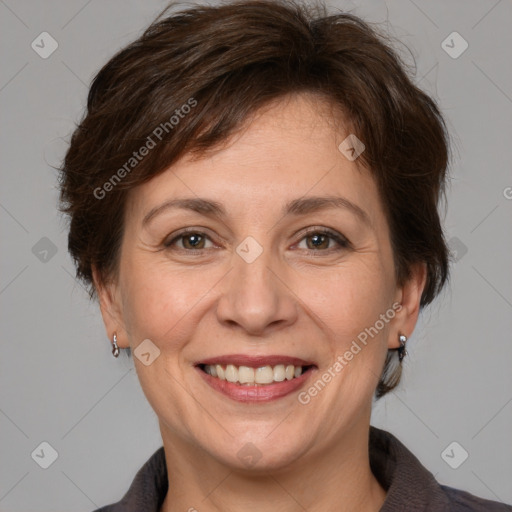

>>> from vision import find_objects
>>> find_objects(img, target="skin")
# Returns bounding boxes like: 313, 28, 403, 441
94, 93, 426, 512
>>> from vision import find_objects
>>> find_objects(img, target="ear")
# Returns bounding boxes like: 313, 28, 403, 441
388, 262, 427, 349
92, 265, 130, 349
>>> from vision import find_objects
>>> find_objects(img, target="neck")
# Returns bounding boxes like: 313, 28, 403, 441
159, 420, 387, 512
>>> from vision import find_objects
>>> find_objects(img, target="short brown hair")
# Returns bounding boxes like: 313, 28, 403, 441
59, 0, 450, 398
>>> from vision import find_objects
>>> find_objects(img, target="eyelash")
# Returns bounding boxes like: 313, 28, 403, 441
163, 227, 350, 255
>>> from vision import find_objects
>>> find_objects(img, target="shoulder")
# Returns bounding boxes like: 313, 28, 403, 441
369, 426, 512, 512
90, 446, 168, 512
440, 485, 512, 511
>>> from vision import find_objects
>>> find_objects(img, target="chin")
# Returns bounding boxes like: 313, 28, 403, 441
213, 430, 313, 473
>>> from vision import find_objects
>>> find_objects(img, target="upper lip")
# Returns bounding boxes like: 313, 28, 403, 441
196, 354, 316, 368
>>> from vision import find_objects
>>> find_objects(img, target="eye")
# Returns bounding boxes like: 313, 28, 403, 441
163, 227, 350, 255
164, 229, 215, 251
295, 228, 350, 253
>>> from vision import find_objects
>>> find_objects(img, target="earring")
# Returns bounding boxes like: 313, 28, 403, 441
398, 334, 407, 362
112, 333, 120, 358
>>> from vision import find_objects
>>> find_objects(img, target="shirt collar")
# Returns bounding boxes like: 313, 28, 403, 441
110, 426, 452, 511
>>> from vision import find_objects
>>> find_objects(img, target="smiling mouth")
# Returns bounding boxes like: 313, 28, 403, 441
197, 363, 316, 386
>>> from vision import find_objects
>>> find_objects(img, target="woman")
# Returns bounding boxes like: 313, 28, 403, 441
58, 1, 511, 510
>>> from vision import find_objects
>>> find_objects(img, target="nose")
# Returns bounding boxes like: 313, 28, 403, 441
215, 243, 298, 336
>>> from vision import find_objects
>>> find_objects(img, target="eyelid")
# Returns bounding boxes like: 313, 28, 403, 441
293, 226, 351, 250
163, 227, 218, 248
164, 225, 351, 253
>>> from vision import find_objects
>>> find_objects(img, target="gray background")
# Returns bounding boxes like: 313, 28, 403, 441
1, 0, 511, 510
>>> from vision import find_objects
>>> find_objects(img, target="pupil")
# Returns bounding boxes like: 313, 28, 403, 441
187, 234, 202, 248
310, 234, 326, 249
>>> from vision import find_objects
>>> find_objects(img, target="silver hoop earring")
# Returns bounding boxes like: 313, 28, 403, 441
398, 334, 407, 362
112, 333, 120, 358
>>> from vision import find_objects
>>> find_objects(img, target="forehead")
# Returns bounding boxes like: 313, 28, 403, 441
126, 93, 384, 227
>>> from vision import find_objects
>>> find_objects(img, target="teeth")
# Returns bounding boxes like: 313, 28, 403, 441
225, 364, 238, 383
215, 365, 225, 380
273, 364, 286, 382
238, 366, 255, 384
255, 366, 274, 384
203, 363, 306, 385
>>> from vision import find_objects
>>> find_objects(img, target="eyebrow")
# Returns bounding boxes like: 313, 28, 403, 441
142, 195, 371, 227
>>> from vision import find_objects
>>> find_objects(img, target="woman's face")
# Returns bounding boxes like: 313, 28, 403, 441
97, 93, 423, 470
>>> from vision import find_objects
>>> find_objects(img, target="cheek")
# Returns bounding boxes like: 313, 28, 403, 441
118, 261, 202, 416
308, 263, 393, 335
119, 255, 210, 347
308, 264, 393, 385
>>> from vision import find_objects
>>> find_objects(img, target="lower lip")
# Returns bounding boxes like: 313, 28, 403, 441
196, 366, 316, 402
